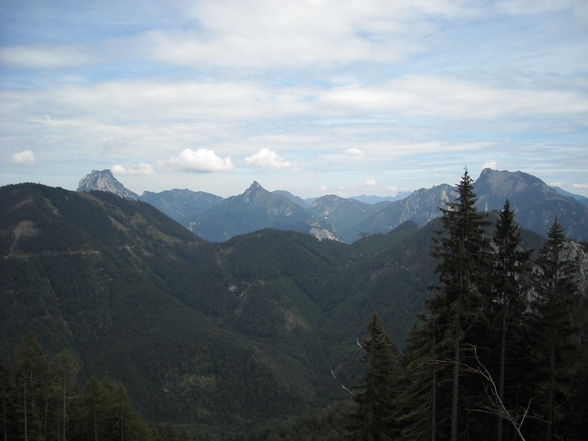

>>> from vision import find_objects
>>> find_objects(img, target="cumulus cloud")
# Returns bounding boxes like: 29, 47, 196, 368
481, 161, 497, 170
11, 150, 35, 165
166, 148, 234, 172
361, 178, 377, 186
346, 148, 364, 155
112, 163, 155, 175
573, 183, 588, 189
245, 148, 293, 169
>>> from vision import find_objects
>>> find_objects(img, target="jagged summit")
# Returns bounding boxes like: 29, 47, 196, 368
77, 169, 138, 200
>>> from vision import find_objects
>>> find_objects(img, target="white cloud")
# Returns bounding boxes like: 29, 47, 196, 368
361, 178, 377, 186
346, 148, 364, 155
11, 150, 35, 165
319, 185, 329, 192
144, 0, 468, 70
112, 163, 155, 175
496, 0, 588, 23
481, 161, 497, 170
245, 148, 293, 169
0, 45, 96, 69
165, 148, 234, 172
318, 75, 588, 119
573, 183, 588, 188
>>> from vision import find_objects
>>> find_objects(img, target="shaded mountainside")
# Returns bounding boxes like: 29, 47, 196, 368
76, 168, 588, 243
188, 181, 327, 242
1, 183, 453, 433
474, 168, 588, 240
139, 188, 223, 226
351, 169, 588, 241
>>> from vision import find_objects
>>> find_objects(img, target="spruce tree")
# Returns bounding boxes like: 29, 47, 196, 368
13, 332, 53, 441
396, 319, 441, 441
429, 169, 491, 441
490, 200, 531, 441
346, 313, 401, 441
530, 220, 580, 441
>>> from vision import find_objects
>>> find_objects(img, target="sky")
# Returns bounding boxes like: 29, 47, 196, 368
1, 0, 587, 198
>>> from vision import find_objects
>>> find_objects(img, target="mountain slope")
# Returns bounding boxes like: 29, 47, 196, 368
1, 181, 558, 435
139, 188, 223, 226
77, 169, 139, 200
308, 195, 384, 242
0, 184, 345, 428
474, 168, 588, 239
348, 184, 455, 241
189, 181, 319, 242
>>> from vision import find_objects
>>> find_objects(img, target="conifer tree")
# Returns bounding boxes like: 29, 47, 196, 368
53, 349, 79, 441
13, 332, 53, 441
396, 319, 441, 441
530, 220, 580, 441
490, 200, 531, 441
346, 313, 401, 441
0, 355, 11, 441
429, 169, 491, 441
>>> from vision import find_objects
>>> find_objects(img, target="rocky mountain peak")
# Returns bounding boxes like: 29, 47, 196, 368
77, 169, 138, 200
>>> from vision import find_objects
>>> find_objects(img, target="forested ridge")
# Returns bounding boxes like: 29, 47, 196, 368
1, 176, 586, 440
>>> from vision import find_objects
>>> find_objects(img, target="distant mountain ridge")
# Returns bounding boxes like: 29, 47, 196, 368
76, 168, 588, 242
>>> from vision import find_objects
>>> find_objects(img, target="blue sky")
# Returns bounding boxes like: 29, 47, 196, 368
1, 0, 587, 198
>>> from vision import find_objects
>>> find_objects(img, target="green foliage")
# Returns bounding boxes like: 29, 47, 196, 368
346, 314, 401, 441
0, 333, 152, 441
2, 181, 587, 440
529, 220, 581, 440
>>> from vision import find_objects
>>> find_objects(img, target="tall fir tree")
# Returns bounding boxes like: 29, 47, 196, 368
13, 332, 54, 441
53, 349, 79, 441
346, 313, 401, 441
530, 220, 580, 441
429, 169, 491, 441
396, 319, 441, 441
489, 200, 531, 441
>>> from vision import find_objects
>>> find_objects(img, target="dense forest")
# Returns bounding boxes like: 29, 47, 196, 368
342, 171, 588, 441
1, 171, 587, 440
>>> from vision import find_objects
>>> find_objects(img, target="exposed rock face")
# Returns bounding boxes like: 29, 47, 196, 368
564, 241, 588, 294
77, 170, 139, 200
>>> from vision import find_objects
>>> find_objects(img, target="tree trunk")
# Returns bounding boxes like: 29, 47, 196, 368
451, 331, 460, 441
93, 407, 98, 441
498, 308, 506, 441
62, 373, 66, 441
23, 375, 29, 441
432, 368, 437, 441
546, 341, 555, 441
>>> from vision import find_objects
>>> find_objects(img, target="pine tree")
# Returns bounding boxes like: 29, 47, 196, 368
0, 355, 11, 441
396, 319, 442, 441
346, 313, 401, 441
490, 200, 531, 441
429, 169, 491, 441
530, 220, 580, 441
53, 350, 79, 441
13, 332, 54, 441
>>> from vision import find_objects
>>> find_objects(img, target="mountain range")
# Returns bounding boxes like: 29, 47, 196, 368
78, 168, 588, 242
2, 178, 585, 436
0, 183, 454, 432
